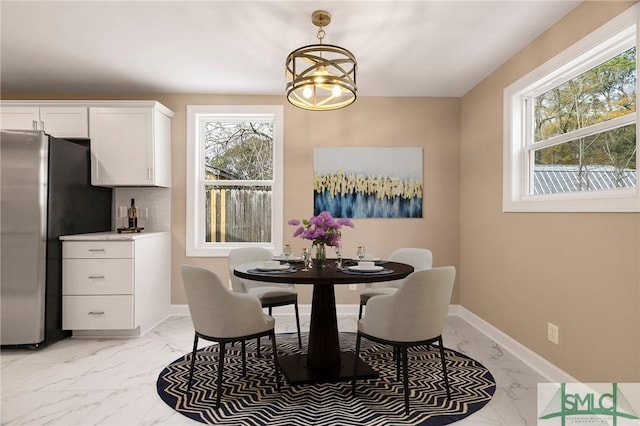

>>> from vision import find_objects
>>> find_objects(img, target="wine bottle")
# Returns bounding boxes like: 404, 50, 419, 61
128, 198, 138, 228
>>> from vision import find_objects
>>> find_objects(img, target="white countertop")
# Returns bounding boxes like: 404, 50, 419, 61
60, 231, 168, 241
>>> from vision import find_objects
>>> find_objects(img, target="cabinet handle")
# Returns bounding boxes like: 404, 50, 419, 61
40, 120, 45, 130
88, 311, 105, 315
88, 249, 105, 252
32, 120, 38, 131
148, 168, 152, 180
88, 275, 105, 279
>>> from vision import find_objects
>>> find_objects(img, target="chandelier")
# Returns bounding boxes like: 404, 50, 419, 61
285, 10, 357, 111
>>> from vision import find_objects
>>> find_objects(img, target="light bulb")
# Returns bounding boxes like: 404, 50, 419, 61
303, 86, 313, 99
332, 85, 341, 97
313, 66, 328, 84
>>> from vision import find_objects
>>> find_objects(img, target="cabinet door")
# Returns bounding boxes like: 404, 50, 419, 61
40, 107, 88, 138
0, 106, 88, 138
90, 107, 153, 186
0, 106, 39, 131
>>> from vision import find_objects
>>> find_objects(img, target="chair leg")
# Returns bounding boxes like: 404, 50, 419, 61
401, 345, 410, 416
358, 302, 364, 319
351, 333, 362, 396
267, 307, 274, 340
294, 301, 302, 349
396, 345, 401, 382
241, 340, 247, 376
437, 336, 451, 401
216, 342, 226, 408
270, 330, 281, 391
187, 334, 199, 391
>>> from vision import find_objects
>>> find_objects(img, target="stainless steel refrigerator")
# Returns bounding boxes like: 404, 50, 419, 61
1, 130, 112, 348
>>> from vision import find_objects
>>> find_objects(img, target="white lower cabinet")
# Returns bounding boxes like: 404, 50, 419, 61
61, 232, 170, 337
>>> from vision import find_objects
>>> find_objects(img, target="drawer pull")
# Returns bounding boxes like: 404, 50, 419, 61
88, 249, 105, 252
88, 275, 105, 279
88, 311, 105, 315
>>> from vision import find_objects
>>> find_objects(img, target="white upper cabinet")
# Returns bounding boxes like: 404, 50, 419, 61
0, 105, 89, 138
1, 100, 174, 188
89, 103, 172, 187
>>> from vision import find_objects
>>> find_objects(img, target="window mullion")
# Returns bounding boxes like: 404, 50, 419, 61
534, 114, 636, 151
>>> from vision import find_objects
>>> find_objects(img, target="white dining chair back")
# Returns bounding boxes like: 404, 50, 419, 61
228, 246, 276, 292
359, 266, 454, 342
359, 248, 433, 319
181, 265, 281, 407
182, 264, 274, 338
228, 246, 303, 349
368, 248, 433, 290
353, 266, 456, 415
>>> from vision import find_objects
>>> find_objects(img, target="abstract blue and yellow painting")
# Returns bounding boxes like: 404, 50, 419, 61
313, 147, 423, 218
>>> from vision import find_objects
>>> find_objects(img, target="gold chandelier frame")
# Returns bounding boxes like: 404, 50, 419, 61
285, 10, 358, 111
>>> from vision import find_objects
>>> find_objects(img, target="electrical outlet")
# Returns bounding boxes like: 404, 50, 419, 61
349, 284, 357, 290
547, 322, 559, 345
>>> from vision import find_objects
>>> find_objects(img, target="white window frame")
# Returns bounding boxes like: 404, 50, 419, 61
186, 105, 283, 257
503, 5, 639, 212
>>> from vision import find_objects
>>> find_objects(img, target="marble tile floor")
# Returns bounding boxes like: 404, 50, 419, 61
1, 315, 547, 425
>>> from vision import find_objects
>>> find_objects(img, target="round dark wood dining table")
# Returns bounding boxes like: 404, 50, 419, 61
233, 260, 414, 385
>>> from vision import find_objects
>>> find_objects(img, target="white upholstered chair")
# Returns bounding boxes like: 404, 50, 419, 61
352, 266, 456, 415
181, 265, 281, 408
358, 248, 433, 319
228, 247, 302, 352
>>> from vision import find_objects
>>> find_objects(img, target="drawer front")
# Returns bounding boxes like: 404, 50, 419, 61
63, 241, 133, 259
63, 295, 135, 330
63, 259, 133, 295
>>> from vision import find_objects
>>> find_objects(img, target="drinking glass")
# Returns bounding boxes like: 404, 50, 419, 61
357, 246, 366, 261
283, 244, 292, 264
118, 206, 128, 229
334, 243, 342, 268
301, 247, 310, 271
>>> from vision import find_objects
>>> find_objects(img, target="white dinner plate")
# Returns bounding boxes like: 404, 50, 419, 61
348, 265, 384, 272
256, 264, 292, 271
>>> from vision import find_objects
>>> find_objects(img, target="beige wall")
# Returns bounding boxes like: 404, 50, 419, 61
460, 1, 640, 382
1, 92, 461, 307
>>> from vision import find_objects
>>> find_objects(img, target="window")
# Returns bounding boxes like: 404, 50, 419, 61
503, 5, 639, 212
186, 105, 283, 256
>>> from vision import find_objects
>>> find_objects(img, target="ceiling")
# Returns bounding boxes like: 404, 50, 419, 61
0, 1, 581, 98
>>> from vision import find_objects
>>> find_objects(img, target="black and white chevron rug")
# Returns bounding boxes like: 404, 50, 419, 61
156, 333, 495, 425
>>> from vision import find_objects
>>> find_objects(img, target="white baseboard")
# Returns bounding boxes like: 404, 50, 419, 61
169, 303, 575, 383
454, 306, 578, 383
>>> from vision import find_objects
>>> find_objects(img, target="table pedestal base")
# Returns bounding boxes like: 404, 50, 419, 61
278, 352, 378, 385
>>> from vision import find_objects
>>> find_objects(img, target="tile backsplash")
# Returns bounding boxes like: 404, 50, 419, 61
113, 187, 171, 232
